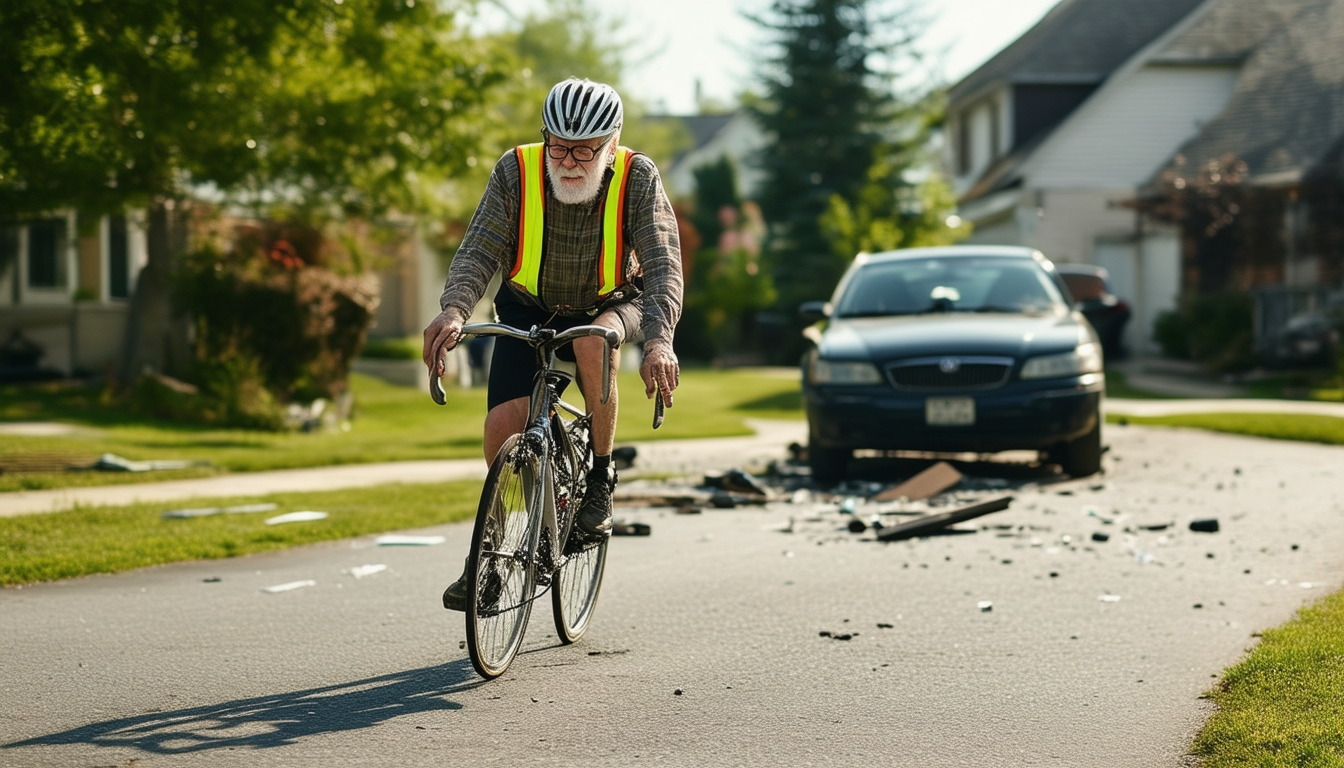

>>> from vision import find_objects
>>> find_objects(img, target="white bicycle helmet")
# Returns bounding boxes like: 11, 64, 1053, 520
542, 78, 624, 141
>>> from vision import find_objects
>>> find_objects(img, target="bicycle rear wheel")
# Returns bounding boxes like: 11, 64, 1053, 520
552, 420, 608, 643
466, 434, 542, 679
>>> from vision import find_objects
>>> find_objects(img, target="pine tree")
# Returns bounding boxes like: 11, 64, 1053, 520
747, 0, 931, 341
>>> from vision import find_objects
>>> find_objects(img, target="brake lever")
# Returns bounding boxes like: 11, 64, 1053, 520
429, 357, 447, 406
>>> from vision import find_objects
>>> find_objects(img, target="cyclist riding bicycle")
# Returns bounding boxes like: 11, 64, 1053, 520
423, 77, 684, 612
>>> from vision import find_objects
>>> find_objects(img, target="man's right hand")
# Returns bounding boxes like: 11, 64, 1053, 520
423, 308, 468, 378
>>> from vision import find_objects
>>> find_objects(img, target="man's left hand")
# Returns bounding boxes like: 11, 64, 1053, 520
640, 343, 679, 407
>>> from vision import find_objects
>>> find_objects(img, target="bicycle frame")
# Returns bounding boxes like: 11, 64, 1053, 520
432, 322, 618, 593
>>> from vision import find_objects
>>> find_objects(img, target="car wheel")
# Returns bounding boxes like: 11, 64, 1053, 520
809, 442, 849, 486
1051, 418, 1102, 478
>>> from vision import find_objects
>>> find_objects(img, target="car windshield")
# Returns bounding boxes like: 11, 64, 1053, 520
835, 256, 1065, 318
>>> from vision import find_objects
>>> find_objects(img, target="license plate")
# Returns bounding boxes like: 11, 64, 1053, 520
926, 397, 975, 426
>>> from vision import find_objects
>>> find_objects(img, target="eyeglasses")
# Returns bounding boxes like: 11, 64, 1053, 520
544, 142, 604, 163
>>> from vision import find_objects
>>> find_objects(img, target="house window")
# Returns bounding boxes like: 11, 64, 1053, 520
956, 114, 971, 176
27, 218, 68, 289
989, 102, 1001, 163
109, 215, 130, 298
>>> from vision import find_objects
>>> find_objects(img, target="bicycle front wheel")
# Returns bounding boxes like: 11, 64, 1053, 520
466, 434, 542, 679
552, 535, 608, 643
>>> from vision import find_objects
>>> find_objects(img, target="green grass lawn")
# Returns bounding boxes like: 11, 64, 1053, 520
0, 368, 804, 492
1193, 589, 1344, 766
0, 480, 482, 586
1108, 412, 1344, 446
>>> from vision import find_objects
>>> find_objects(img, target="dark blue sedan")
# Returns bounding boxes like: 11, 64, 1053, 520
799, 246, 1104, 483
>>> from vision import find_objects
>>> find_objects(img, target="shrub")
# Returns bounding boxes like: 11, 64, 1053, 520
360, 336, 421, 360
159, 221, 380, 428
1154, 291, 1256, 373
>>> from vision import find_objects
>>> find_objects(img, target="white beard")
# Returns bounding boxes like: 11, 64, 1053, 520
546, 143, 614, 205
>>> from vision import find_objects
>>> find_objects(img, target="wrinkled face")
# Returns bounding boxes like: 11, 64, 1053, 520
544, 132, 616, 205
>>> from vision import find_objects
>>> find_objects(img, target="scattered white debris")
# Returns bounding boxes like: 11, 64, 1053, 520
262, 580, 317, 594
977, 601, 994, 612
346, 564, 388, 579
375, 535, 446, 546
1300, 582, 1314, 589
1098, 594, 1122, 603
265, 511, 329, 525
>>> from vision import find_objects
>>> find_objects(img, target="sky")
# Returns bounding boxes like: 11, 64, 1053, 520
476, 0, 1063, 114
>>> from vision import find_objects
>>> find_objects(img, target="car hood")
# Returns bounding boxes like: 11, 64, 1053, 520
819, 312, 1090, 361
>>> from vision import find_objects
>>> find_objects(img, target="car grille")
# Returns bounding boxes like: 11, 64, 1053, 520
886, 357, 1014, 391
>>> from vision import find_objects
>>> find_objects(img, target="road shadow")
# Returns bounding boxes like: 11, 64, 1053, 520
5, 660, 480, 755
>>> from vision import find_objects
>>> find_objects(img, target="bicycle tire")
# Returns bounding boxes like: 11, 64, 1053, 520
552, 419, 608, 643
466, 433, 543, 679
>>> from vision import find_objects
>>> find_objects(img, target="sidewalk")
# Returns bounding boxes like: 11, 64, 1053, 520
0, 419, 807, 518
1107, 355, 1344, 417
1107, 356, 1248, 398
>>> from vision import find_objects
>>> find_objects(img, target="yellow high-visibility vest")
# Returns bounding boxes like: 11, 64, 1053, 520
509, 142, 636, 301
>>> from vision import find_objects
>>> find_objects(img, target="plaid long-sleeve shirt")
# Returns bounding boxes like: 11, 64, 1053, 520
438, 148, 683, 353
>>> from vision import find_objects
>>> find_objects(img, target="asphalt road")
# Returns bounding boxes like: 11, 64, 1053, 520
2, 423, 1343, 767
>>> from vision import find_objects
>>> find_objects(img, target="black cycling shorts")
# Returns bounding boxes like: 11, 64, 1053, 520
486, 288, 624, 410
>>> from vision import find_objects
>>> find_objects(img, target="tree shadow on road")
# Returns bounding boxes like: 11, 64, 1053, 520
5, 660, 480, 755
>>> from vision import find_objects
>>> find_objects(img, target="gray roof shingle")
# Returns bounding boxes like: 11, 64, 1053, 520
949, 0, 1206, 104
1155, 0, 1344, 183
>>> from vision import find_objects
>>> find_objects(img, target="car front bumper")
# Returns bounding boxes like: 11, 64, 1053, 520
805, 373, 1103, 453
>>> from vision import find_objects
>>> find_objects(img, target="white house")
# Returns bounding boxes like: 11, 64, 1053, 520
1, 212, 149, 376
944, 0, 1306, 355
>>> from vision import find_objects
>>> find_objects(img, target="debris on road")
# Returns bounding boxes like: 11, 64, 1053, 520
1092, 532, 1110, 543
875, 496, 1015, 542
376, 534, 446, 546
1189, 518, 1220, 533
345, 564, 388, 578
705, 468, 770, 496
873, 461, 964, 502
162, 503, 278, 519
612, 521, 651, 536
262, 580, 317, 593
1098, 594, 1122, 603
82, 453, 209, 472
612, 445, 638, 469
265, 511, 328, 525
977, 601, 994, 612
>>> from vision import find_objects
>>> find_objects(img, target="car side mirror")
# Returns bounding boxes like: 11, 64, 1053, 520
798, 301, 831, 324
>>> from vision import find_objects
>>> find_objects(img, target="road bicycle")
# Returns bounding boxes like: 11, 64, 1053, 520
430, 322, 663, 679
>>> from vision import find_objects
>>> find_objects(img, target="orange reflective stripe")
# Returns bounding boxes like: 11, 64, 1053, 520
511, 144, 545, 295
512, 144, 639, 302
598, 147, 634, 297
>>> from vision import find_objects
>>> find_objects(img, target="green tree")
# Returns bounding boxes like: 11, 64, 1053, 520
748, 0, 934, 360
427, 0, 689, 257
678, 159, 776, 362
0, 0, 504, 379
819, 158, 970, 259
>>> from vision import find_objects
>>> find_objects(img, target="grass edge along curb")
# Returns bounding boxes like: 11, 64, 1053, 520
0, 479, 482, 586
1106, 412, 1344, 446
1192, 587, 1344, 766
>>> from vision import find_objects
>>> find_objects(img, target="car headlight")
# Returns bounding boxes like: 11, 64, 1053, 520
1020, 343, 1103, 379
811, 358, 883, 385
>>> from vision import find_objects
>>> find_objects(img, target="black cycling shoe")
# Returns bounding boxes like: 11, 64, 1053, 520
572, 466, 617, 543
442, 559, 469, 612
